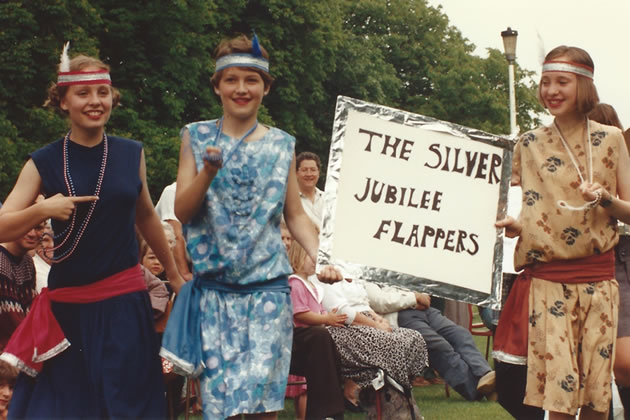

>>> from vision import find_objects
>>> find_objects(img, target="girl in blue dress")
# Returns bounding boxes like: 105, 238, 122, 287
161, 34, 342, 419
0, 45, 185, 418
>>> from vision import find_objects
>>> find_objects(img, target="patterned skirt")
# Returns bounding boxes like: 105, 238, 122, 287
198, 289, 293, 418
524, 277, 619, 414
326, 312, 428, 390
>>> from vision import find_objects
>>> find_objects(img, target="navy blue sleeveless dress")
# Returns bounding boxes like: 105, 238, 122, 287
9, 136, 166, 419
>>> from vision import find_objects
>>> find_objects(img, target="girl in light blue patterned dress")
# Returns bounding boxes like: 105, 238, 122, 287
160, 34, 342, 420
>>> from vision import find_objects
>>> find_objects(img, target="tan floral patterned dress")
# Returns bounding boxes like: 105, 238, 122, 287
511, 120, 623, 414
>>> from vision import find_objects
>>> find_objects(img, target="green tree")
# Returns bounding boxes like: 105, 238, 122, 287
0, 0, 544, 202
341, 0, 542, 135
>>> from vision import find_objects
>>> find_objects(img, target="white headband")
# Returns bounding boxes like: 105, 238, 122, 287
542, 60, 594, 79
215, 53, 269, 73
57, 70, 112, 86
56, 42, 112, 86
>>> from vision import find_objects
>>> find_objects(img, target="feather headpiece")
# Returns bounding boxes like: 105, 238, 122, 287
56, 42, 111, 86
59, 42, 71, 73
214, 32, 269, 74
536, 31, 546, 66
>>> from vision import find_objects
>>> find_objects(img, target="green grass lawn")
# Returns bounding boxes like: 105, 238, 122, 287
280, 382, 512, 420
181, 310, 512, 419
279, 330, 511, 420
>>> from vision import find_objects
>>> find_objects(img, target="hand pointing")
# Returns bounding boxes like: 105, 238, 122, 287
43, 193, 99, 220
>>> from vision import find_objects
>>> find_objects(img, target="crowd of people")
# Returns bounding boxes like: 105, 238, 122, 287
0, 33, 628, 420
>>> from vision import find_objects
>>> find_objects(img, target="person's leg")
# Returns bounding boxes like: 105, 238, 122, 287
495, 360, 545, 420
615, 337, 630, 420
425, 307, 492, 379
290, 326, 344, 420
295, 393, 307, 420
576, 406, 609, 420
398, 308, 481, 400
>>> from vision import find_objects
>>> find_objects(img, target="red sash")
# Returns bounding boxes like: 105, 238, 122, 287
493, 250, 614, 363
0, 264, 147, 376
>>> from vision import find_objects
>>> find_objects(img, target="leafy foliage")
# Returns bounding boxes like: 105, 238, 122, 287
0, 0, 542, 202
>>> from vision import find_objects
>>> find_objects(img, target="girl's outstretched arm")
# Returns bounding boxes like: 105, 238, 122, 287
136, 150, 185, 293
0, 159, 97, 242
284, 154, 319, 261
284, 154, 343, 284
174, 129, 221, 224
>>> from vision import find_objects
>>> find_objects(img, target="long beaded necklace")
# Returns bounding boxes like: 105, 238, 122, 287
47, 130, 108, 263
553, 118, 600, 211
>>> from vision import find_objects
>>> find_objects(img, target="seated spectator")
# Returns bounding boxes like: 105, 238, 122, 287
0, 361, 18, 420
287, 239, 347, 419
137, 224, 174, 318
0, 223, 42, 350
309, 258, 428, 410
138, 240, 170, 319
363, 282, 496, 401
285, 229, 345, 420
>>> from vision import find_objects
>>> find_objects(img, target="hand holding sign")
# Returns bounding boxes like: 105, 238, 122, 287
495, 216, 522, 239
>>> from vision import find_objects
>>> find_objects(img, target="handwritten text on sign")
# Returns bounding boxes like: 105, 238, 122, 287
329, 110, 504, 294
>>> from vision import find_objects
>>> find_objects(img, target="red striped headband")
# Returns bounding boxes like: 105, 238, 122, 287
542, 60, 594, 79
57, 70, 112, 87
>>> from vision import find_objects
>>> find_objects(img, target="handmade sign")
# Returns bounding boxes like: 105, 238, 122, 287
318, 96, 514, 308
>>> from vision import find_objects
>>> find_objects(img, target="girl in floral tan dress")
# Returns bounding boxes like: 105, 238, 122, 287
494, 46, 630, 420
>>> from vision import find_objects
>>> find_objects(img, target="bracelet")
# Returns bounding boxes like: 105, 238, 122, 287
590, 191, 602, 208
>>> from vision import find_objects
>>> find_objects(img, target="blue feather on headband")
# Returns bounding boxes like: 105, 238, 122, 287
252, 31, 263, 58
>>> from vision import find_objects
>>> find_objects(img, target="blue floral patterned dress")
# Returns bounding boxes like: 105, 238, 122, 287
168, 120, 295, 418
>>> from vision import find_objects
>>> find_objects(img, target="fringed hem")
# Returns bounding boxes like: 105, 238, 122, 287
159, 347, 203, 378
492, 350, 527, 365
0, 352, 39, 377
33, 338, 71, 363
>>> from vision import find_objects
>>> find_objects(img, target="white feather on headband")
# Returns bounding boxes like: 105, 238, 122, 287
536, 31, 546, 65
59, 42, 70, 73
55, 41, 112, 86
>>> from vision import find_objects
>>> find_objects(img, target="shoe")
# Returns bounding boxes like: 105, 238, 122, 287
476, 370, 496, 396
412, 377, 431, 387
427, 376, 445, 385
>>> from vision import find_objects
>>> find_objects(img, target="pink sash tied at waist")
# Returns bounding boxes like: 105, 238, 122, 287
493, 250, 614, 365
0, 264, 147, 377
